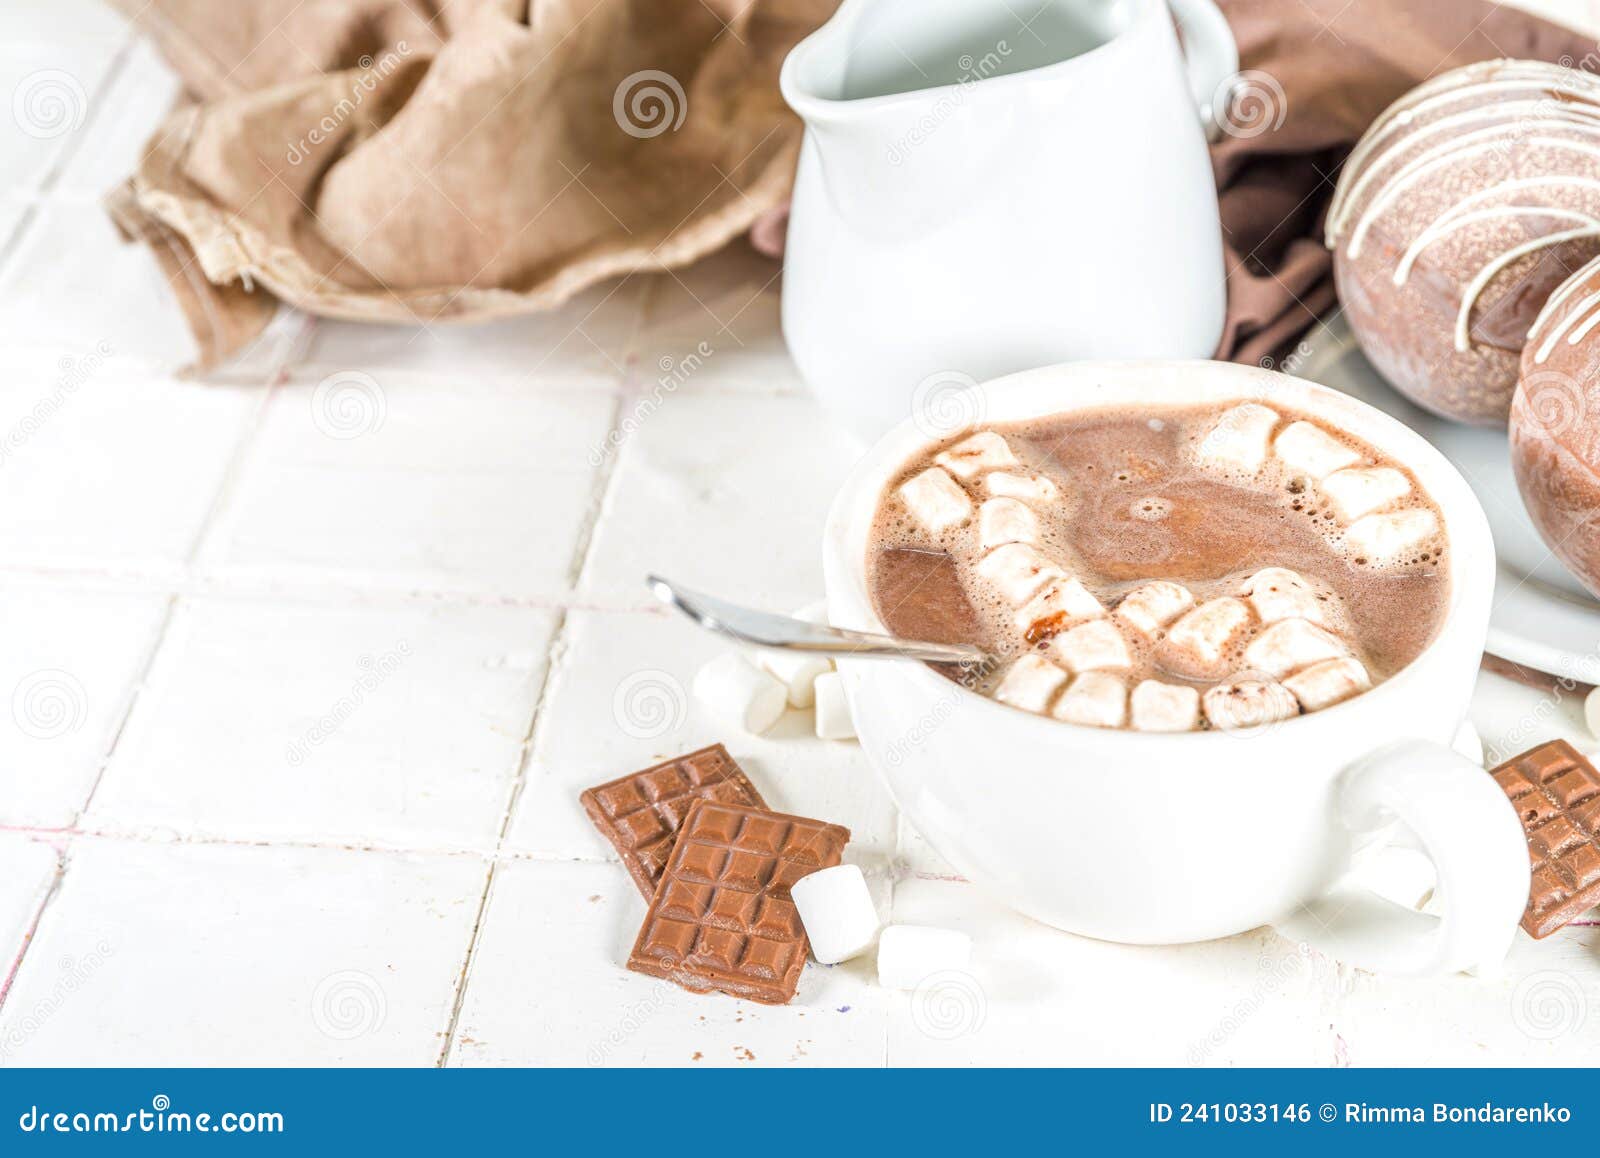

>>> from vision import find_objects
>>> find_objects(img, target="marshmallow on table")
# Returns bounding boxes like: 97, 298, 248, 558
1194, 403, 1280, 473
1244, 618, 1349, 680
1239, 567, 1328, 626
995, 653, 1068, 714
792, 599, 830, 625
934, 431, 1018, 479
985, 472, 1060, 502
1344, 509, 1439, 562
1014, 576, 1105, 636
1274, 420, 1362, 479
813, 671, 856, 740
877, 924, 973, 990
792, 864, 879, 964
1052, 671, 1127, 728
1282, 655, 1370, 710
1114, 580, 1195, 636
693, 653, 788, 735
1202, 678, 1300, 730
1130, 680, 1201, 732
1453, 720, 1485, 766
978, 497, 1039, 549
1321, 466, 1411, 522
899, 467, 972, 533
977, 543, 1066, 605
1049, 618, 1132, 673
1164, 597, 1252, 671
756, 649, 833, 709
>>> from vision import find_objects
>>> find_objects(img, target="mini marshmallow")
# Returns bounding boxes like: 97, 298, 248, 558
877, 924, 973, 990
1244, 618, 1350, 679
813, 671, 856, 740
985, 471, 1060, 502
1130, 680, 1201, 732
978, 497, 1039, 549
1014, 576, 1105, 637
899, 467, 972, 533
1051, 671, 1127, 728
1344, 509, 1440, 562
1049, 618, 1132, 673
1114, 580, 1195, 636
1321, 466, 1411, 522
994, 653, 1069, 714
1239, 567, 1328, 626
1203, 678, 1300, 731
1194, 403, 1279, 473
934, 431, 1018, 479
693, 652, 787, 735
1164, 597, 1252, 670
1453, 720, 1485, 767
1282, 655, 1371, 710
756, 649, 833, 709
1274, 420, 1361, 479
792, 600, 830, 625
791, 864, 879, 965
976, 543, 1065, 605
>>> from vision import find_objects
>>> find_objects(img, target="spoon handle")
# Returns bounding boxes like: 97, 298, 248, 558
646, 575, 991, 666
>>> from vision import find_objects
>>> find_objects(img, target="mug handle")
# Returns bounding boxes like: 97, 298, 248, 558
1272, 739, 1530, 977
1166, 0, 1239, 141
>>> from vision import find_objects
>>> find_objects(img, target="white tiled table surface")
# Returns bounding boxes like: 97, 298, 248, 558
3, 0, 1600, 1067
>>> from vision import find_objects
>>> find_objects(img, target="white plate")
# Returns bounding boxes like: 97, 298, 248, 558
1295, 315, 1600, 679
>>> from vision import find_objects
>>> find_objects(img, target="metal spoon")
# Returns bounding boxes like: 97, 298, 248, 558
646, 575, 993, 666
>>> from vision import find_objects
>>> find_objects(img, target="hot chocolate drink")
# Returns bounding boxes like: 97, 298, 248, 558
867, 402, 1450, 732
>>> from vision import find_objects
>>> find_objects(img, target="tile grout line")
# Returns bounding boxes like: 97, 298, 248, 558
0, 847, 67, 1018
434, 284, 659, 1066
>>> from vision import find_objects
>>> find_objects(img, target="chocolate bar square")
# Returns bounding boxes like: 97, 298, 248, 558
627, 799, 850, 1004
580, 744, 767, 898
1490, 739, 1600, 938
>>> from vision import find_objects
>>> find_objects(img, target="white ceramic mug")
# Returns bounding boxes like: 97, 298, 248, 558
821, 360, 1530, 976
780, 0, 1237, 441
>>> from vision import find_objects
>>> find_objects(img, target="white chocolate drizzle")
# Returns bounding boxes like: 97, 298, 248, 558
1527, 251, 1600, 362
1326, 60, 1600, 355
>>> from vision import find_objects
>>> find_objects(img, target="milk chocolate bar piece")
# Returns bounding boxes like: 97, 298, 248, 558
627, 799, 850, 1004
1490, 739, 1600, 938
581, 744, 767, 899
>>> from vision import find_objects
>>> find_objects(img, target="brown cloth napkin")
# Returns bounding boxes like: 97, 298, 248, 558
109, 0, 1591, 372
1211, 0, 1590, 366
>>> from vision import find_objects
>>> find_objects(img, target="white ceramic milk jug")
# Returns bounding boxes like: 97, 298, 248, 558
780, 0, 1238, 439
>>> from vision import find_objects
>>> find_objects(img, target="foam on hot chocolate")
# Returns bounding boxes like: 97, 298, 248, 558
868, 403, 1449, 731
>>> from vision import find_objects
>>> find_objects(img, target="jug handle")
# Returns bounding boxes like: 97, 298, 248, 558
1167, 0, 1239, 143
